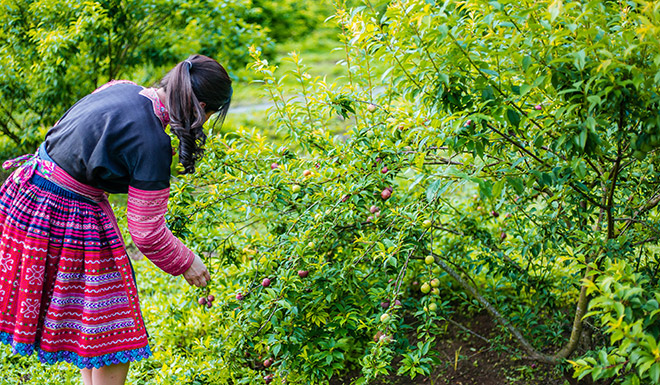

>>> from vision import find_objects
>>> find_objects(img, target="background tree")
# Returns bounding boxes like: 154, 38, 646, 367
243, 0, 332, 43
0, 0, 270, 156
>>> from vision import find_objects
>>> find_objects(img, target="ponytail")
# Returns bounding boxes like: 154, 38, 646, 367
160, 55, 232, 173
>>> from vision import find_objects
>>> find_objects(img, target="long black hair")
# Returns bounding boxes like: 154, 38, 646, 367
160, 54, 232, 173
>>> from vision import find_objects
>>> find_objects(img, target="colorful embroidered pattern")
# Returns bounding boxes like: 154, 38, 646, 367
0, 158, 151, 369
139, 87, 171, 127
2, 152, 54, 185
127, 186, 194, 276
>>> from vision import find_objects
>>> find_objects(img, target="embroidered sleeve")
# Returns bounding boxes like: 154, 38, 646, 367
126, 186, 195, 276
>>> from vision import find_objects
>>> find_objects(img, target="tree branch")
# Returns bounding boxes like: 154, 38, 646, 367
432, 251, 596, 363
552, 265, 593, 361
0, 118, 22, 145
619, 189, 660, 237
486, 123, 604, 209
606, 153, 622, 239
431, 252, 553, 362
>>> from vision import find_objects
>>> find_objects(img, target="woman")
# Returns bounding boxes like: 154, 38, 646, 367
0, 54, 232, 385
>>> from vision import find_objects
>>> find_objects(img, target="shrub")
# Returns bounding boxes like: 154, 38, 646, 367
168, 0, 660, 383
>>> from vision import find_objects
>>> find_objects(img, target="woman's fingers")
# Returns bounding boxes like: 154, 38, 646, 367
190, 274, 207, 287
195, 266, 210, 287
183, 254, 210, 287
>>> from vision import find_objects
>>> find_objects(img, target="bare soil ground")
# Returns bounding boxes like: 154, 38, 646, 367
331, 312, 569, 385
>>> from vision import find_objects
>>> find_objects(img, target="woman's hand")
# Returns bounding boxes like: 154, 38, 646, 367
183, 254, 210, 287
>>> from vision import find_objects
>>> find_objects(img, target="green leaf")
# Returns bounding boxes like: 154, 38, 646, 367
478, 179, 493, 197
587, 95, 601, 106
573, 49, 586, 71
426, 179, 450, 203
480, 68, 498, 77
386, 255, 398, 267
492, 179, 504, 197
650, 363, 660, 383
520, 83, 533, 96
506, 176, 525, 194
506, 108, 520, 128
549, 0, 563, 22
437, 23, 448, 37
578, 128, 587, 150
522, 56, 533, 71
409, 173, 426, 191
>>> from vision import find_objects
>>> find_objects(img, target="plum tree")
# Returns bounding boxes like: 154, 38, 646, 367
167, 0, 660, 383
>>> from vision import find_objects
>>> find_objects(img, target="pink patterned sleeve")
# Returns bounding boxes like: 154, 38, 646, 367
126, 186, 195, 276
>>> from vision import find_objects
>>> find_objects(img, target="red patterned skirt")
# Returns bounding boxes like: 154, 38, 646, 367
0, 150, 150, 368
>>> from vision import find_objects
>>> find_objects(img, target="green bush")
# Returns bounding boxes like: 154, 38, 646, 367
167, 0, 660, 383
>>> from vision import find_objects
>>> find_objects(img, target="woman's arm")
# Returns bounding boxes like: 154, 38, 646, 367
126, 186, 209, 286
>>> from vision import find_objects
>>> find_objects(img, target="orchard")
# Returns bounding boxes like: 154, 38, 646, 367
2, 0, 660, 384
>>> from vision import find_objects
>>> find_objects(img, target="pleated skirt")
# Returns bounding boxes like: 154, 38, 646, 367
0, 167, 151, 369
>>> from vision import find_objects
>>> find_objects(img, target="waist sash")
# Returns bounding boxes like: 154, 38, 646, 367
3, 143, 124, 245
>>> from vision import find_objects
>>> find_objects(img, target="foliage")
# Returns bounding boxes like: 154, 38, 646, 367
0, 0, 270, 156
1, 0, 660, 384
572, 258, 660, 384
165, 0, 660, 383
243, 0, 336, 43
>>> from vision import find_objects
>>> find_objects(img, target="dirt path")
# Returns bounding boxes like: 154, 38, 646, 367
229, 102, 273, 114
